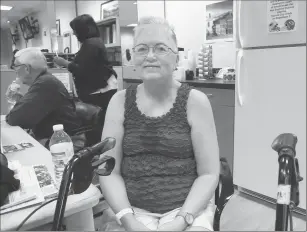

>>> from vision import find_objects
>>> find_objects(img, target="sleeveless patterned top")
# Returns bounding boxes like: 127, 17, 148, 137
122, 84, 197, 214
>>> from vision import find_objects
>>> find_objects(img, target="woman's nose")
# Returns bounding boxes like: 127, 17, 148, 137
146, 48, 156, 59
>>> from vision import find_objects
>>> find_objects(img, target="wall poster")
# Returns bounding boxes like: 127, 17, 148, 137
205, 0, 234, 42
100, 0, 119, 20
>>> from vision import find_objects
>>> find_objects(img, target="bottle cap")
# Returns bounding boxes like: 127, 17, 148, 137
53, 124, 64, 131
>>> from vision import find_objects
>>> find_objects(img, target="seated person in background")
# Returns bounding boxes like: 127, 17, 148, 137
6, 47, 85, 151
99, 17, 220, 231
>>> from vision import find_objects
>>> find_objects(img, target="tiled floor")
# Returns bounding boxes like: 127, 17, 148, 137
94, 191, 306, 231
218, 191, 306, 231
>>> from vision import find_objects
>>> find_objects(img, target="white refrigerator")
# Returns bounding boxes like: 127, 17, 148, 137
233, 0, 306, 211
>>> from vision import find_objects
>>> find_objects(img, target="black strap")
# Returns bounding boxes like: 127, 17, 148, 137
124, 85, 137, 119
0, 164, 21, 206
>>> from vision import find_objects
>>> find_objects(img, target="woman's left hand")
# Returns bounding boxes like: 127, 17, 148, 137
157, 216, 187, 231
53, 56, 69, 67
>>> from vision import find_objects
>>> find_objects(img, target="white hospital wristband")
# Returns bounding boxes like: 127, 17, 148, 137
116, 208, 134, 221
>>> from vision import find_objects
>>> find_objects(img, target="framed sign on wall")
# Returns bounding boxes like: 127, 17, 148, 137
100, 0, 119, 20
18, 16, 35, 40
205, 0, 234, 42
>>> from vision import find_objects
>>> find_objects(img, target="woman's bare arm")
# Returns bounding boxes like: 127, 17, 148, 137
180, 89, 220, 216
99, 91, 133, 223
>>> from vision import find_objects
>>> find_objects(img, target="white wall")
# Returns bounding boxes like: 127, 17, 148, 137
212, 41, 236, 68
165, 1, 216, 53
10, 23, 26, 50
9, 0, 56, 51
0, 28, 13, 66
55, 0, 77, 34
30, 1, 56, 51
165, 0, 235, 68
137, 0, 165, 19
76, 0, 107, 21
120, 27, 134, 65
119, 1, 138, 26
76, 0, 137, 26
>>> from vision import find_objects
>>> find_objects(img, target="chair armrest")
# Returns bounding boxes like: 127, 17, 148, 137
72, 126, 95, 135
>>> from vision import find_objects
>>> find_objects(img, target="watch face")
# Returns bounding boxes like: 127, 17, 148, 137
185, 214, 194, 225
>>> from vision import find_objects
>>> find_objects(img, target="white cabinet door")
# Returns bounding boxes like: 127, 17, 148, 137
234, 46, 306, 209
237, 0, 306, 48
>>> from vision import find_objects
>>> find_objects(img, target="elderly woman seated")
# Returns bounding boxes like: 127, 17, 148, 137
99, 16, 220, 231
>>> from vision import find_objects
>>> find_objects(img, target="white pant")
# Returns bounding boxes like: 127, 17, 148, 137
100, 199, 216, 231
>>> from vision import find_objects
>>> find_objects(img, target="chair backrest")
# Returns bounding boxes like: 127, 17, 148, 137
73, 101, 105, 146
71, 101, 105, 192
74, 101, 103, 130
213, 157, 234, 231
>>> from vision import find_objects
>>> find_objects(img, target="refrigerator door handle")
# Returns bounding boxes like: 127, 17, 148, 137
236, 50, 244, 106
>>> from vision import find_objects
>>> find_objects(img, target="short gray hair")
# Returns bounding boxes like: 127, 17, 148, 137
15, 47, 47, 71
133, 16, 178, 48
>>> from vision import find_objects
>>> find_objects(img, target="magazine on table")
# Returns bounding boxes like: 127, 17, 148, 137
0, 161, 58, 214
0, 161, 44, 214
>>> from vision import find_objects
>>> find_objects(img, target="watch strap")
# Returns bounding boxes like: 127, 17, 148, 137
115, 208, 134, 221
177, 211, 194, 225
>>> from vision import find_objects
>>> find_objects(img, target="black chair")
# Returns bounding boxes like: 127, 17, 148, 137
70, 101, 106, 192
73, 101, 106, 147
213, 157, 235, 231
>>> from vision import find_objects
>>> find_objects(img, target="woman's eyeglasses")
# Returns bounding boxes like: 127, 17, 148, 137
132, 43, 177, 56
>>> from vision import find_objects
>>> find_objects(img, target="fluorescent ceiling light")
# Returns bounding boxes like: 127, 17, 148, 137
127, 24, 137, 27
7, 20, 10, 23
1, 5, 13, 11
133, 2, 137, 4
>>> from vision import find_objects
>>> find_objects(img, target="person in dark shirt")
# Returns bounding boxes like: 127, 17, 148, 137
53, 14, 117, 144
53, 14, 117, 108
6, 47, 84, 150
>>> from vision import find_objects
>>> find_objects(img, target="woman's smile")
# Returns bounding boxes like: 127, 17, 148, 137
144, 65, 161, 70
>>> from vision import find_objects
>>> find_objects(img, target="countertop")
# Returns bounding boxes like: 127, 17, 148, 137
123, 78, 235, 90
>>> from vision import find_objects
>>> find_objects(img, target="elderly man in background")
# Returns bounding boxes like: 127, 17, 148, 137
6, 47, 84, 150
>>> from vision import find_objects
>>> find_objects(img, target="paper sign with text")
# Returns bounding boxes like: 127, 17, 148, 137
267, 0, 298, 33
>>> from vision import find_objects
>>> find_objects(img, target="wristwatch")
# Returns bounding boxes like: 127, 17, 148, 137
177, 211, 195, 226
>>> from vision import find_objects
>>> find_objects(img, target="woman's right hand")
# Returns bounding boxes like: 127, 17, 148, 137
122, 214, 151, 231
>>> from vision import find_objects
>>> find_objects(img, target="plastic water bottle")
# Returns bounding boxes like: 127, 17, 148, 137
49, 124, 74, 189
6, 79, 21, 111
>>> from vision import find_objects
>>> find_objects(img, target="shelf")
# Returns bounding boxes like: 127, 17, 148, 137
105, 43, 120, 48
97, 17, 120, 47
96, 17, 118, 26
204, 38, 234, 44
